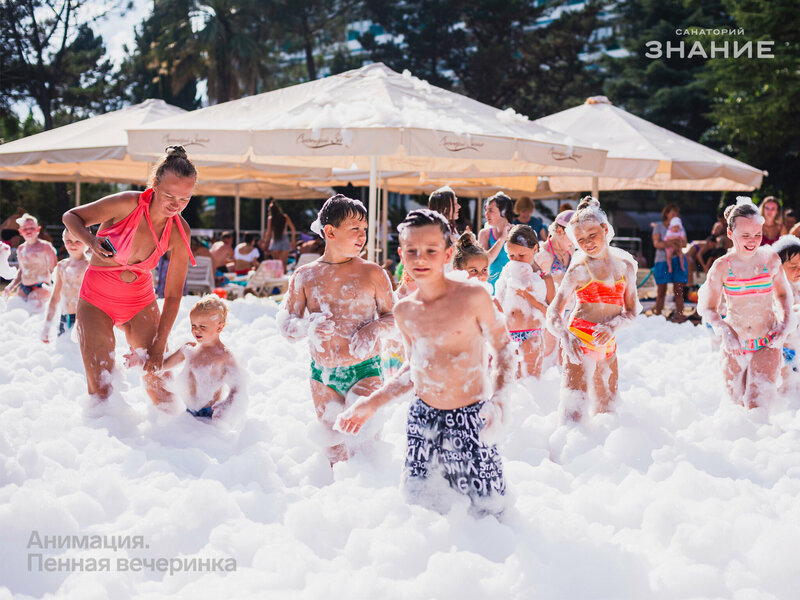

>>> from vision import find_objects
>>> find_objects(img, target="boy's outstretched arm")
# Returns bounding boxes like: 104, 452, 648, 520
478, 289, 515, 405
336, 323, 413, 435
350, 267, 396, 359
277, 271, 310, 340
41, 265, 64, 342
335, 361, 413, 435
162, 343, 193, 370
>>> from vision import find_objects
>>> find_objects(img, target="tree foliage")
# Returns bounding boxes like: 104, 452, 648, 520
700, 0, 800, 197
0, 0, 122, 129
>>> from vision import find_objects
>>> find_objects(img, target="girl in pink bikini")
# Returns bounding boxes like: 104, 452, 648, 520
698, 197, 793, 409
62, 146, 197, 404
546, 197, 640, 422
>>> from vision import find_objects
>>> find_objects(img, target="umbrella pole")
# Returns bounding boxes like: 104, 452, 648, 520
382, 181, 389, 264
368, 156, 378, 262
592, 176, 599, 200
75, 176, 81, 207
260, 197, 266, 238
235, 184, 241, 243
476, 194, 483, 231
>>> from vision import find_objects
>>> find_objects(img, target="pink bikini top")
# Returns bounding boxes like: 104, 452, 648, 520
96, 188, 195, 272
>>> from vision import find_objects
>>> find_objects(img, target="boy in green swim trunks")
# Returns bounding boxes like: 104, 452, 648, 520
279, 194, 395, 462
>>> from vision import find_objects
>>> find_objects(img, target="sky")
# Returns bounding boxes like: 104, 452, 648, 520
12, 0, 152, 121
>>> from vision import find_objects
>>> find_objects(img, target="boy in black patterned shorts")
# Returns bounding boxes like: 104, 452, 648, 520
337, 209, 515, 517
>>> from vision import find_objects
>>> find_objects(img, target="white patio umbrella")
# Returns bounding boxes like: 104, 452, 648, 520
128, 63, 608, 260
533, 96, 765, 196
0, 99, 331, 240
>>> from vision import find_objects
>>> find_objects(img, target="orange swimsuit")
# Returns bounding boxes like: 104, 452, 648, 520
80, 189, 195, 326
568, 261, 626, 359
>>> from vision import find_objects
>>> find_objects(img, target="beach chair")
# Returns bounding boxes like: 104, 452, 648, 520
185, 256, 214, 295
247, 260, 288, 296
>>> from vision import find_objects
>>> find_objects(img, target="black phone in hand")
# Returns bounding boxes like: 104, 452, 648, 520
100, 237, 116, 255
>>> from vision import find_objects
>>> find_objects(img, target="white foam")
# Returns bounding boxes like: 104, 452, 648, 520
0, 297, 799, 597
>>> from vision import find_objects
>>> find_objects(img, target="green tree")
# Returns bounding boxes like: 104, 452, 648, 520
701, 0, 800, 199
117, 0, 201, 109
0, 0, 123, 215
267, 0, 361, 81
0, 0, 121, 129
360, 0, 602, 117
602, 0, 730, 140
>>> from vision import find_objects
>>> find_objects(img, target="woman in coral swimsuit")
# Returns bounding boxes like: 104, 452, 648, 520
546, 197, 640, 422
698, 197, 793, 409
62, 146, 197, 404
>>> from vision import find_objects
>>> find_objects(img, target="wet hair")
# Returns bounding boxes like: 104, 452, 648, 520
724, 197, 763, 230
453, 231, 488, 270
397, 208, 452, 248
220, 231, 233, 240
190, 294, 228, 325
149, 145, 197, 187
514, 196, 534, 215
774, 236, 800, 263
507, 224, 538, 249
318, 194, 367, 233
269, 201, 287, 241
243, 233, 258, 245
487, 192, 515, 221
570, 196, 609, 227
661, 203, 679, 222
428, 186, 457, 223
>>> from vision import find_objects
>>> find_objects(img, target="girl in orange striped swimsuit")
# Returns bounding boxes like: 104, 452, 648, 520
546, 197, 640, 422
62, 146, 197, 405
697, 197, 793, 409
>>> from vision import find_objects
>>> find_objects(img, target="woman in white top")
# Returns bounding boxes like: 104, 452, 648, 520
233, 233, 260, 274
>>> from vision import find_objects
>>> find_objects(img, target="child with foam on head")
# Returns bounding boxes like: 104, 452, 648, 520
664, 216, 687, 273
2, 213, 57, 309
128, 295, 243, 421
495, 225, 555, 378
278, 194, 395, 463
41, 229, 89, 342
697, 197, 793, 409
336, 209, 515, 519
546, 197, 641, 422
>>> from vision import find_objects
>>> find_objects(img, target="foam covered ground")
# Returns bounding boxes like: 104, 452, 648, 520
1, 295, 799, 600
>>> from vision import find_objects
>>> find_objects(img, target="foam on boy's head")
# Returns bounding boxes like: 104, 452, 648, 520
398, 209, 452, 248
16, 213, 38, 227
773, 235, 800, 263
312, 194, 367, 238
190, 295, 229, 325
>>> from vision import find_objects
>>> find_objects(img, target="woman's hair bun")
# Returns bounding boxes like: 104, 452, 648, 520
165, 145, 188, 158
